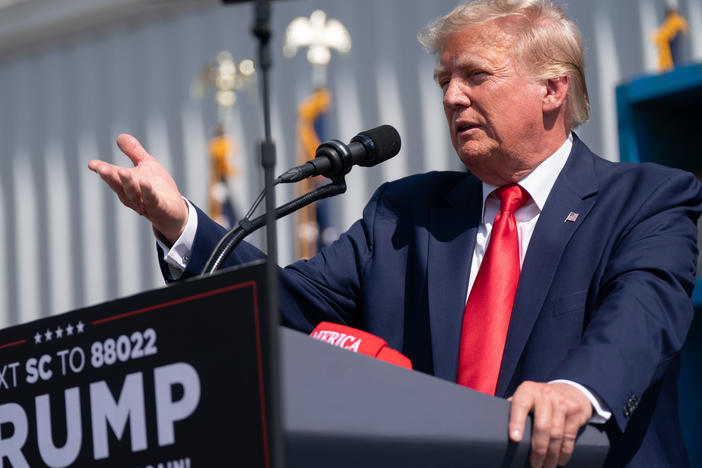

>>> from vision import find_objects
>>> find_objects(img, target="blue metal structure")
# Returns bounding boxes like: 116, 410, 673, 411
616, 62, 702, 466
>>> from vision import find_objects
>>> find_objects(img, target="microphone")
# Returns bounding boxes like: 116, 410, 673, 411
276, 125, 401, 183
310, 322, 413, 369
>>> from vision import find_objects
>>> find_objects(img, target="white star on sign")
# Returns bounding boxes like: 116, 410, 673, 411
65, 323, 74, 336
55, 326, 64, 338
44, 329, 53, 341
34, 332, 42, 344
76, 321, 85, 333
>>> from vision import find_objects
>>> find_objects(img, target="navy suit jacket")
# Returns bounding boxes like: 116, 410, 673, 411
169, 136, 702, 467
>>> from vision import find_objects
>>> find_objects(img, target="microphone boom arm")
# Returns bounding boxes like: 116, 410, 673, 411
202, 177, 348, 275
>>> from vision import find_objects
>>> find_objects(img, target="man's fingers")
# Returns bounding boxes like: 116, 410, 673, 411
87, 160, 103, 172
509, 382, 593, 468
89, 160, 120, 185
91, 162, 129, 203
529, 391, 552, 468
544, 401, 566, 468
116, 133, 151, 166
509, 384, 535, 443
557, 408, 583, 466
553, 383, 594, 466
558, 430, 577, 466
118, 168, 144, 214
140, 178, 160, 211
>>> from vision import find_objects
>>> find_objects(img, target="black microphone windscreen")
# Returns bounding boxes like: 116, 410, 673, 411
356, 125, 401, 166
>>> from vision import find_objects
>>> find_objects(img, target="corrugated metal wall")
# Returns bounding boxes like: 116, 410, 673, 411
1, 0, 701, 324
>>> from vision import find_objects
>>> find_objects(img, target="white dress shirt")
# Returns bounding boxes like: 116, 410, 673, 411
159, 133, 610, 423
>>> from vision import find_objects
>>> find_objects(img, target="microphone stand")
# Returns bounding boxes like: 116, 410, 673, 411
202, 178, 347, 274
252, 0, 277, 288
252, 1, 283, 467
252, 0, 277, 329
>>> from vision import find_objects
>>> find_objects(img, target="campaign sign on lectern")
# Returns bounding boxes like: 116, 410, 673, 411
0, 261, 272, 467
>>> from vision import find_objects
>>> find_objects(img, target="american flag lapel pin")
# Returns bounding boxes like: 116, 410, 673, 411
564, 211, 579, 223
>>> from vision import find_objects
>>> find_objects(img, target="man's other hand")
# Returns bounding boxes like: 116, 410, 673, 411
508, 381, 593, 468
88, 134, 188, 245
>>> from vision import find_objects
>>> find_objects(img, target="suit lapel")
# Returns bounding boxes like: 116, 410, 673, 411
427, 175, 483, 381
496, 136, 600, 396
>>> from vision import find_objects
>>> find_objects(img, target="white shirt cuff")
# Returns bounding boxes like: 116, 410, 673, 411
549, 379, 612, 424
155, 198, 198, 277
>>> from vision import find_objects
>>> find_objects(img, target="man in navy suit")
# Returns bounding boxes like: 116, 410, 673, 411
89, 1, 702, 466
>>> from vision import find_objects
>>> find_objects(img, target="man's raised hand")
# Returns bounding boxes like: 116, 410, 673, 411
88, 134, 189, 245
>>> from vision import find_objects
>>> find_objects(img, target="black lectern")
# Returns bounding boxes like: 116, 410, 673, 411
0, 262, 608, 467
281, 327, 608, 467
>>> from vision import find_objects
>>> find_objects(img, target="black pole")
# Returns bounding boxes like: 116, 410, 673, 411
252, 0, 284, 467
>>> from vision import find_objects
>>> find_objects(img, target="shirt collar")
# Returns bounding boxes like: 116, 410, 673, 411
481, 133, 573, 213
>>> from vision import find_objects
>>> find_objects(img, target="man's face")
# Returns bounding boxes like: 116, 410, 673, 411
435, 22, 547, 185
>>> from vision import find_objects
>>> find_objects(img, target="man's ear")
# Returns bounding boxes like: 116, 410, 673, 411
542, 76, 569, 112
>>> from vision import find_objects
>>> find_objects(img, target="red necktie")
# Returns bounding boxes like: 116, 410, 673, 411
456, 184, 531, 394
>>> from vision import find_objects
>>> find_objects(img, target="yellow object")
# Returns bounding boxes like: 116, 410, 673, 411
294, 88, 332, 259
298, 88, 332, 160
209, 136, 236, 178
208, 134, 238, 224
654, 12, 688, 71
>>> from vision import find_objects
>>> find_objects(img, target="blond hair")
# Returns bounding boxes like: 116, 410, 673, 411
419, 0, 589, 127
